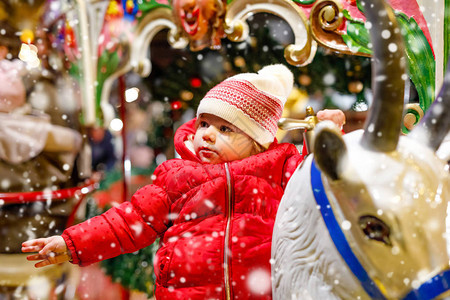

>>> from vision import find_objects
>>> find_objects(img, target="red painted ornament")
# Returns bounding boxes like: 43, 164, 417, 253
65, 21, 75, 47
190, 77, 202, 88
171, 101, 182, 110
126, 0, 134, 14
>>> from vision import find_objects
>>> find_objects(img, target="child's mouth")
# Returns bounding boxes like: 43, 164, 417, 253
199, 148, 217, 158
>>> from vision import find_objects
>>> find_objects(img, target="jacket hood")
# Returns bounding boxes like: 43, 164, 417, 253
174, 118, 201, 162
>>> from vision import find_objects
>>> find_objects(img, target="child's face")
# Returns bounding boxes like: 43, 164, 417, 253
193, 114, 258, 164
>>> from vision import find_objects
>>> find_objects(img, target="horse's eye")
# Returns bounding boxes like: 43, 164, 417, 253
358, 215, 392, 246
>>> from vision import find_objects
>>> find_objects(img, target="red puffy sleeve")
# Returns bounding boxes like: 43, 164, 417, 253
62, 166, 172, 266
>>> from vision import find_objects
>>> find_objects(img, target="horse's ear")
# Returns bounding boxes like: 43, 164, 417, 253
314, 121, 348, 181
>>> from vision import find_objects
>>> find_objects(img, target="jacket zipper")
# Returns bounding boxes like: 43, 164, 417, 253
224, 163, 232, 300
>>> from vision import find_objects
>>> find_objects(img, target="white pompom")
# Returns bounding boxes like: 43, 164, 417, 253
226, 63, 294, 106
258, 64, 294, 99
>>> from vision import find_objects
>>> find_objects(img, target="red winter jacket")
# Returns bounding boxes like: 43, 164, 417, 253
62, 119, 303, 299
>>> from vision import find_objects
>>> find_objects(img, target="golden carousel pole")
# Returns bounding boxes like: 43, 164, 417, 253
76, 0, 132, 202
75, 0, 110, 126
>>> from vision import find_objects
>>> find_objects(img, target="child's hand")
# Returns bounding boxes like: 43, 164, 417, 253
21, 236, 71, 268
317, 109, 346, 129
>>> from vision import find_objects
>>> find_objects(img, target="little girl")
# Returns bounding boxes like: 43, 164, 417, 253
22, 64, 345, 299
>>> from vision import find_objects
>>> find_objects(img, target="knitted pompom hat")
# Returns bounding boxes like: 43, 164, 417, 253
196, 64, 293, 148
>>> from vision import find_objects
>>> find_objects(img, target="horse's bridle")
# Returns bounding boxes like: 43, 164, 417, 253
311, 160, 450, 300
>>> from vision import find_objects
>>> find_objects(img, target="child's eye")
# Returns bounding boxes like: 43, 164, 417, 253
220, 125, 233, 133
200, 121, 209, 128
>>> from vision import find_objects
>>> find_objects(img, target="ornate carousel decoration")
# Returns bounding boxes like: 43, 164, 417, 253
88, 0, 436, 134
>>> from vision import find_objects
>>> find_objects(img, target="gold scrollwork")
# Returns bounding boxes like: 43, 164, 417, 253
224, 20, 249, 42
225, 0, 317, 66
99, 7, 187, 122
132, 7, 188, 77
403, 103, 424, 131
284, 41, 317, 67
310, 0, 368, 56
318, 2, 342, 31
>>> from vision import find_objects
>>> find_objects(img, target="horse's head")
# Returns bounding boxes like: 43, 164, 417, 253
313, 120, 449, 298
272, 0, 450, 299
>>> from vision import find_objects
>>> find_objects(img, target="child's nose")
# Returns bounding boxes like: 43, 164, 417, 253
203, 126, 217, 143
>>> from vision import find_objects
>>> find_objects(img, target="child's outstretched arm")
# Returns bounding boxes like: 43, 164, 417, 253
20, 163, 172, 268
21, 236, 71, 268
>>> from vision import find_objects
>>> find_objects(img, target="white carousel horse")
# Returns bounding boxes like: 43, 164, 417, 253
271, 0, 450, 299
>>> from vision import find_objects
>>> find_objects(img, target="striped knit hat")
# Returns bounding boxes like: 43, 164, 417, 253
196, 64, 293, 148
